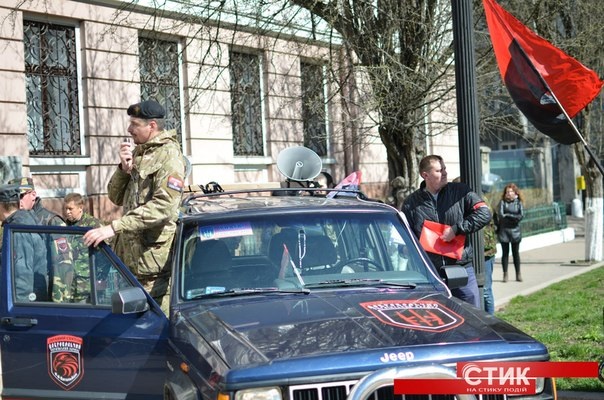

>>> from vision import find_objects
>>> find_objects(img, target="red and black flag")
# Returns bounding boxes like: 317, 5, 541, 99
483, 0, 603, 144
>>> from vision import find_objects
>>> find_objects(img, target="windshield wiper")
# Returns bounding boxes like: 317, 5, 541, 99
304, 279, 416, 289
191, 287, 310, 299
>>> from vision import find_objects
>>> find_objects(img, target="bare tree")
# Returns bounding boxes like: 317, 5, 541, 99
291, 1, 457, 190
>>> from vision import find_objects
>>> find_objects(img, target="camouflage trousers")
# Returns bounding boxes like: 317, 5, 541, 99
138, 273, 171, 315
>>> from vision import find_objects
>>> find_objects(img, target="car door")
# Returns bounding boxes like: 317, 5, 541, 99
0, 224, 168, 400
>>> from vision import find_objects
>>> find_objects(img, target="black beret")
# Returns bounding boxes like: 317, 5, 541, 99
0, 183, 21, 203
127, 100, 165, 119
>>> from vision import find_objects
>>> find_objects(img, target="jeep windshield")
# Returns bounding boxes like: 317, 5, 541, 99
176, 210, 445, 301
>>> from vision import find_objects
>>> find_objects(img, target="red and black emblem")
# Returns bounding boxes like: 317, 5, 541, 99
54, 237, 69, 253
361, 300, 464, 332
47, 335, 84, 390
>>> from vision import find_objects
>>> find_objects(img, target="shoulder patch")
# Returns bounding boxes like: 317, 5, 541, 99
54, 237, 70, 254
167, 176, 184, 192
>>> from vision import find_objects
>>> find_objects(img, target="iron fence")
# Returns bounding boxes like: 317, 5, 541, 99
521, 202, 567, 237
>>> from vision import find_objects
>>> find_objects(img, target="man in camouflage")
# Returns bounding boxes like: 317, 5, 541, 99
64, 193, 101, 228
482, 198, 498, 315
84, 100, 185, 315
64, 193, 102, 302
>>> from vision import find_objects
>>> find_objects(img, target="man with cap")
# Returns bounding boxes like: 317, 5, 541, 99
84, 99, 186, 315
0, 183, 48, 302
8, 177, 65, 226
7, 176, 72, 302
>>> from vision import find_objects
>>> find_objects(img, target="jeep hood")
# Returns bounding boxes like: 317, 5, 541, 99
178, 289, 546, 373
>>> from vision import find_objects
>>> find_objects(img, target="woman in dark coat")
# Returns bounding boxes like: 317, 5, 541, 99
496, 183, 524, 282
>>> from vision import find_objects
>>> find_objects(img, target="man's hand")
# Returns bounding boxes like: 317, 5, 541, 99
120, 140, 134, 173
440, 225, 456, 242
83, 225, 115, 247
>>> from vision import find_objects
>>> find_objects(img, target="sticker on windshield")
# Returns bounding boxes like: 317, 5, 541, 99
199, 222, 253, 241
47, 334, 84, 390
361, 300, 464, 332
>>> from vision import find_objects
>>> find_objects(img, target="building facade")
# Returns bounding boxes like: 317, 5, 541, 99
0, 0, 401, 220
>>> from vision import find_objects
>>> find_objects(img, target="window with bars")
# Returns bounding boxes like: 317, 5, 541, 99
300, 62, 328, 157
24, 20, 80, 156
138, 37, 183, 144
229, 51, 265, 157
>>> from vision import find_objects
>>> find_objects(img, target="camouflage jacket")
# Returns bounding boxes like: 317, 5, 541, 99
66, 213, 101, 228
63, 213, 101, 303
108, 129, 185, 277
483, 198, 497, 258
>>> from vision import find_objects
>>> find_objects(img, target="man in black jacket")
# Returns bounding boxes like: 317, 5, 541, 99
0, 183, 48, 302
8, 177, 65, 226
402, 155, 491, 308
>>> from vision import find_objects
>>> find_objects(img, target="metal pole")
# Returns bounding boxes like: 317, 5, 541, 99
451, 0, 485, 305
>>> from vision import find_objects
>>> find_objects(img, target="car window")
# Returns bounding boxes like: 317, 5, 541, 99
11, 230, 134, 306
178, 212, 440, 300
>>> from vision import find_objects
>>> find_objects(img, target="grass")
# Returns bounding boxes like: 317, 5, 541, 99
495, 265, 604, 392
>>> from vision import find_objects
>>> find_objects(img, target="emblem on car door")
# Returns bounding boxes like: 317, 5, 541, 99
47, 334, 84, 389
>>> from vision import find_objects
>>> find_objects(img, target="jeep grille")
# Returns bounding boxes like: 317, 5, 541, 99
289, 382, 506, 400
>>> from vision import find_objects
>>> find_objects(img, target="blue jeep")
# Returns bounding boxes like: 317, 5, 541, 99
0, 188, 555, 399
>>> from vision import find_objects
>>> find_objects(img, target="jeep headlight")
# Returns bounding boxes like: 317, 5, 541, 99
533, 377, 545, 393
234, 387, 281, 400
507, 378, 545, 397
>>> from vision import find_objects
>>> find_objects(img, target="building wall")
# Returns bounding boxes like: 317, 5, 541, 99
1, 0, 465, 221
0, 0, 398, 220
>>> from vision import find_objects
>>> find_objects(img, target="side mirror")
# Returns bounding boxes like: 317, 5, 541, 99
441, 266, 469, 289
111, 287, 149, 314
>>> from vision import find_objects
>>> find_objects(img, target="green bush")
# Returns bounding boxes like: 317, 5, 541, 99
496, 266, 604, 392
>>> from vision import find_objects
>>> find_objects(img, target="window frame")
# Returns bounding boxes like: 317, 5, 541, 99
229, 49, 267, 159
23, 17, 86, 160
9, 227, 136, 308
300, 60, 330, 158
138, 35, 187, 155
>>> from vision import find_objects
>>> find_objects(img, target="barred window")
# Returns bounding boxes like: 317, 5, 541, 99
229, 51, 265, 157
24, 21, 80, 155
300, 62, 328, 157
138, 37, 182, 144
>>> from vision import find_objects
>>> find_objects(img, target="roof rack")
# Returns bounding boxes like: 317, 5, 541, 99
181, 186, 369, 207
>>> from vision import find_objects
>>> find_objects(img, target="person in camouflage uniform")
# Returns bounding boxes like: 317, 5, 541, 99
64, 193, 101, 228
482, 197, 498, 315
84, 100, 185, 315
0, 183, 48, 302
63, 193, 102, 302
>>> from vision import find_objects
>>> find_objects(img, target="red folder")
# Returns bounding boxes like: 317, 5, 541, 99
419, 220, 465, 260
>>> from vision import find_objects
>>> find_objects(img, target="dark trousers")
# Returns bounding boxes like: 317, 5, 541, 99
501, 242, 521, 275
451, 265, 480, 309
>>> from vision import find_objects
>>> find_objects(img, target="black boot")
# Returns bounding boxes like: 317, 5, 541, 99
503, 272, 508, 282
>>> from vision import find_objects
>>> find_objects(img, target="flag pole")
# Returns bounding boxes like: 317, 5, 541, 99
511, 38, 604, 176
